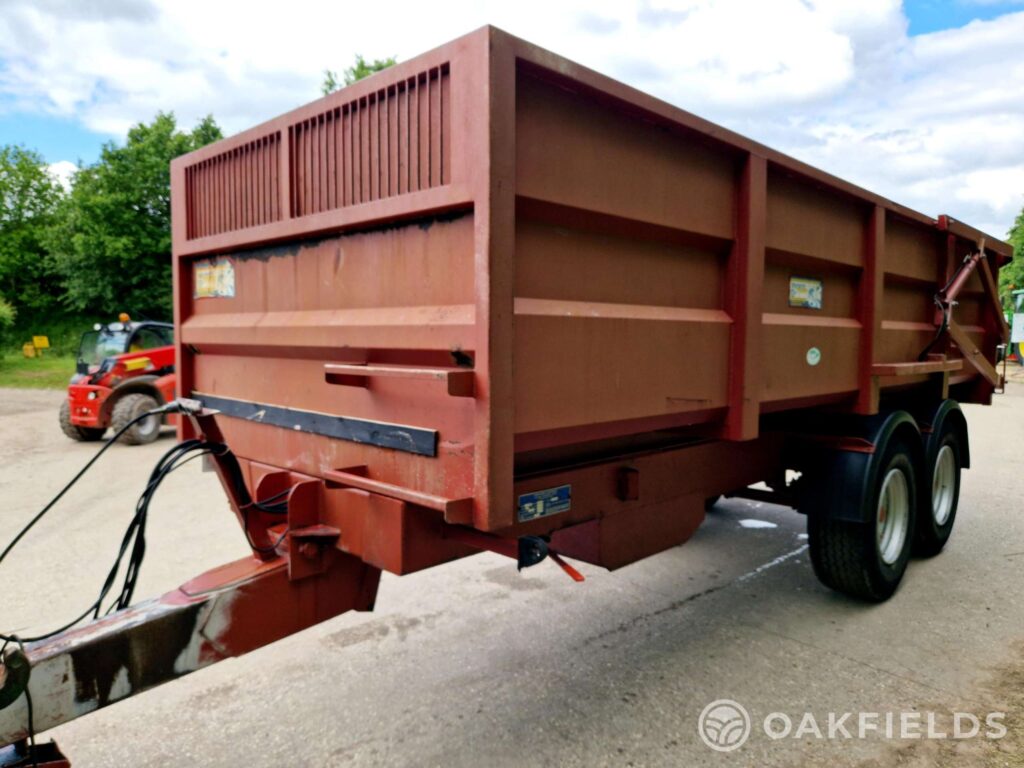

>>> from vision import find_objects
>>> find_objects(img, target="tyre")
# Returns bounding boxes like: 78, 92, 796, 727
58, 399, 106, 442
914, 422, 962, 557
111, 393, 162, 445
809, 437, 917, 602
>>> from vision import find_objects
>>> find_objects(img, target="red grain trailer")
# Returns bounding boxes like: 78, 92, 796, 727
0, 26, 1011, 763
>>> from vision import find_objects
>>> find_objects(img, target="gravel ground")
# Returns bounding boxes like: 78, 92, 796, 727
0, 385, 1021, 767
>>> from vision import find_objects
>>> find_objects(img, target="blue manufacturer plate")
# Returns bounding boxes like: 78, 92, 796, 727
517, 485, 571, 523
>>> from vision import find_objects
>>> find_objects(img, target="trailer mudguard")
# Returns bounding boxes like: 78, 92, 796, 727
800, 410, 924, 524
921, 399, 970, 469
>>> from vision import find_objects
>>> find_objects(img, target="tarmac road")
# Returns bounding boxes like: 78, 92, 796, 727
1, 385, 1022, 767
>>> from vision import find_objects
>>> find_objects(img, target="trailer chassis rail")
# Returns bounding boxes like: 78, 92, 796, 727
0, 551, 380, 758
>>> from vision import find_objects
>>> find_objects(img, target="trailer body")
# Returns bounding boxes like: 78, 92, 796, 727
168, 26, 1007, 571
0, 26, 1010, 760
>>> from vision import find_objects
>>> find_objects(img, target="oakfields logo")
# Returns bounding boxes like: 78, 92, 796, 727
698, 700, 1007, 751
698, 700, 751, 752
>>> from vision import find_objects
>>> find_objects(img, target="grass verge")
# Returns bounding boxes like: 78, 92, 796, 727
0, 351, 73, 389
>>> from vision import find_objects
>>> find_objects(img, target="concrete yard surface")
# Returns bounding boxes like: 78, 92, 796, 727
1, 385, 1022, 767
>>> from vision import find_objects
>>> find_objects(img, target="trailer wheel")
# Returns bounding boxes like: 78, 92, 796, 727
809, 438, 917, 602
914, 423, 962, 557
58, 399, 106, 442
111, 394, 161, 445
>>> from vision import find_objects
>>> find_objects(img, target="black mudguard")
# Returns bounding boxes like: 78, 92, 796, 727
799, 410, 923, 524
920, 399, 970, 469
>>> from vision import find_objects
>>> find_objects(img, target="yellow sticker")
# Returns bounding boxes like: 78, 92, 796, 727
789, 276, 823, 309
193, 257, 235, 299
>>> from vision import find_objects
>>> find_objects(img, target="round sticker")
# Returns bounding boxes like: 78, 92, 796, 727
806, 347, 822, 366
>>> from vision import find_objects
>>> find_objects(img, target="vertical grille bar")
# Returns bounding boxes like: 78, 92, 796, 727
184, 64, 450, 240
187, 131, 279, 239
286, 64, 451, 218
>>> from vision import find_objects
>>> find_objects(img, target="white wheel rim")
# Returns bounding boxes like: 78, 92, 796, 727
932, 445, 956, 526
877, 468, 910, 566
136, 414, 158, 437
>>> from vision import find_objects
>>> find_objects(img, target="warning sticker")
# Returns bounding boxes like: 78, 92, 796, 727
194, 257, 236, 299
789, 276, 823, 309
517, 485, 571, 523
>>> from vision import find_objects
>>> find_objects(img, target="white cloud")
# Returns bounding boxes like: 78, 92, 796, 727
46, 160, 77, 191
0, 0, 1022, 236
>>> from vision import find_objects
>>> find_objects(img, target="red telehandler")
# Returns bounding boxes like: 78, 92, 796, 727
58, 313, 176, 445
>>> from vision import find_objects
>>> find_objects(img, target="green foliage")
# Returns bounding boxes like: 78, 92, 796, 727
0, 294, 16, 349
321, 69, 341, 96
48, 112, 222, 319
11, 311, 104, 355
345, 55, 397, 86
0, 145, 64, 314
190, 115, 223, 148
321, 54, 397, 95
1001, 207, 1024, 314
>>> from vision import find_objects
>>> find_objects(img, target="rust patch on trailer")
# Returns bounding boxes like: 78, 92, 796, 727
222, 211, 472, 265
231, 240, 305, 263
69, 604, 203, 708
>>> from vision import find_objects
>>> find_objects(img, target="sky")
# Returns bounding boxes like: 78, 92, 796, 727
0, 0, 1022, 236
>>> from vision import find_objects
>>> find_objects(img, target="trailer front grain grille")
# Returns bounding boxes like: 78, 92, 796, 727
185, 132, 282, 240
290, 64, 451, 217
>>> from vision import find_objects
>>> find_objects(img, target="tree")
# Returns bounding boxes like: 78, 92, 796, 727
0, 145, 64, 314
49, 113, 222, 319
321, 54, 397, 96
1000, 206, 1024, 314
0, 294, 15, 349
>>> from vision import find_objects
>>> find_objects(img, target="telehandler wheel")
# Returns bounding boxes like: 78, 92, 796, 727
58, 399, 106, 442
808, 437, 917, 602
914, 421, 962, 557
111, 393, 161, 445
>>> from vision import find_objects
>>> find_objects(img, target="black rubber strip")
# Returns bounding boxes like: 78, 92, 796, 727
193, 392, 438, 457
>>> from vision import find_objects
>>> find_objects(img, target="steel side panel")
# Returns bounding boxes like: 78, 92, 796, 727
513, 311, 731, 433
169, 25, 1008, 538
514, 71, 738, 241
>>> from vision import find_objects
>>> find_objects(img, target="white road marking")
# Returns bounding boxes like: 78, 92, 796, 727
737, 545, 810, 584
739, 519, 777, 529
